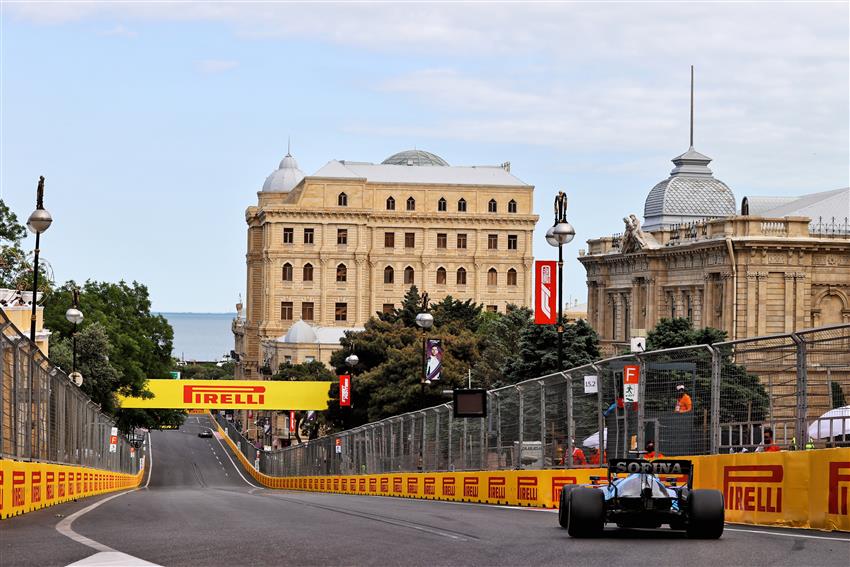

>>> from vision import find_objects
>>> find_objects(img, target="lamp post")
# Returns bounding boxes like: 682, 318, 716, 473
415, 292, 434, 407
65, 287, 84, 386
27, 176, 53, 344
545, 192, 576, 371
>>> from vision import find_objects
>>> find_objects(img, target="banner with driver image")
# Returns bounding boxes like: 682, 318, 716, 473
424, 338, 443, 383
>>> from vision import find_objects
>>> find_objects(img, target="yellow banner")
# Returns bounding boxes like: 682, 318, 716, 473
118, 380, 331, 410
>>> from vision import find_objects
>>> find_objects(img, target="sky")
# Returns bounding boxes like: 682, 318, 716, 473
1, 1, 848, 313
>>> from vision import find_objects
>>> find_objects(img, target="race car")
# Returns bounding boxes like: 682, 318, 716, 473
557, 458, 724, 539
198, 429, 213, 438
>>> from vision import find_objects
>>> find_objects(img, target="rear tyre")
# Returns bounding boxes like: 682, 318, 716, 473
567, 488, 605, 537
687, 489, 724, 539
558, 486, 576, 529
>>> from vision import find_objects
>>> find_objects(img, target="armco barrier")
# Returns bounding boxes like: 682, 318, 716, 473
215, 419, 849, 532
0, 459, 144, 519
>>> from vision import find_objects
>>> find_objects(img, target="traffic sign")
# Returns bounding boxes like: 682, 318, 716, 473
109, 426, 118, 453
583, 375, 598, 394
623, 365, 640, 403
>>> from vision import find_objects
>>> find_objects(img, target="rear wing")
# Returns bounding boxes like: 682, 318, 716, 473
607, 459, 693, 482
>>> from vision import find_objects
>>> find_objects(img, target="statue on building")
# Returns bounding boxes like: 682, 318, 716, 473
620, 214, 657, 253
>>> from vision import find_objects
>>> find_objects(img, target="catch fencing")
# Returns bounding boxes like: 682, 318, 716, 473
223, 324, 850, 477
0, 309, 137, 474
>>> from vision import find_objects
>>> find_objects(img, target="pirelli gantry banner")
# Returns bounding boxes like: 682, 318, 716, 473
118, 380, 331, 410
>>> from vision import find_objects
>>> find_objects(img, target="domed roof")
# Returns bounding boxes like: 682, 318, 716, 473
643, 146, 735, 230
283, 320, 317, 343
382, 149, 449, 167
262, 152, 305, 193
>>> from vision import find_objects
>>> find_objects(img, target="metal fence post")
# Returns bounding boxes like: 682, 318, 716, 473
516, 385, 523, 470
636, 356, 646, 456
592, 363, 605, 463
495, 392, 502, 469
447, 404, 454, 471
708, 345, 721, 454
565, 372, 573, 468
539, 382, 546, 464
791, 332, 807, 451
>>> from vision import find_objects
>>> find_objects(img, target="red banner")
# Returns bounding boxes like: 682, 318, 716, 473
289, 410, 296, 433
534, 261, 557, 324
339, 374, 351, 407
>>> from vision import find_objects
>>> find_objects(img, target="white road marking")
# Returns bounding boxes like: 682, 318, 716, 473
143, 432, 153, 489
725, 527, 850, 542
208, 425, 263, 489
66, 551, 161, 566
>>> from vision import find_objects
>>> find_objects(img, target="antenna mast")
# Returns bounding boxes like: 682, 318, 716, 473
690, 65, 694, 148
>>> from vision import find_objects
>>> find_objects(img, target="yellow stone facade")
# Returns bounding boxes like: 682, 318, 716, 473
234, 153, 539, 377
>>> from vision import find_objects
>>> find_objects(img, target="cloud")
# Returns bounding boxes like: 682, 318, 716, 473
100, 25, 137, 38
195, 59, 239, 74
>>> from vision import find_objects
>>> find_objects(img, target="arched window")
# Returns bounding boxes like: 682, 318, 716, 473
456, 267, 467, 285
488, 199, 498, 213
436, 267, 447, 285
303, 263, 314, 282
508, 199, 517, 213
487, 267, 497, 286
282, 263, 293, 282
406, 196, 416, 211
438, 197, 447, 212
507, 268, 517, 286
386, 196, 395, 210
384, 266, 394, 284
336, 263, 347, 283
338, 192, 348, 206
457, 198, 467, 212
404, 266, 415, 285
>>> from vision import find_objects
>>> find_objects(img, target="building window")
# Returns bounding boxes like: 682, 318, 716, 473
384, 232, 395, 248
283, 227, 294, 244
284, 356, 292, 364
335, 302, 347, 321
305, 356, 315, 363
507, 268, 517, 286
612, 299, 618, 340
404, 266, 415, 285
457, 233, 467, 249
456, 267, 467, 285
487, 268, 497, 286
487, 305, 498, 313
438, 197, 447, 212
382, 303, 394, 314
338, 192, 348, 206
281, 301, 293, 320
405, 232, 415, 248
406, 196, 416, 211
508, 199, 517, 213
508, 234, 518, 250
302, 302, 314, 321
488, 234, 498, 250
386, 196, 395, 210
624, 301, 631, 340
437, 233, 447, 249
457, 198, 467, 212
685, 293, 692, 321
337, 228, 348, 245
336, 264, 347, 283
384, 266, 394, 284
302, 263, 314, 282
304, 228, 314, 244
436, 267, 447, 285
282, 263, 293, 281
488, 199, 498, 213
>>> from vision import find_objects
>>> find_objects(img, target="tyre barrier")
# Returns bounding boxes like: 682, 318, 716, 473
0, 459, 145, 519
213, 420, 849, 531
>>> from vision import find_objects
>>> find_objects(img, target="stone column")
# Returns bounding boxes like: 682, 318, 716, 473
794, 272, 807, 329
784, 272, 795, 333
756, 272, 768, 335
645, 277, 657, 330
631, 278, 642, 332
746, 272, 758, 338
597, 282, 608, 340
702, 275, 714, 329
693, 286, 703, 328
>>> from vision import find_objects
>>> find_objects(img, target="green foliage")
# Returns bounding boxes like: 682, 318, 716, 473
174, 361, 234, 381
0, 199, 51, 293
272, 360, 335, 441
50, 323, 121, 412
0, 199, 26, 243
504, 317, 600, 385
646, 318, 727, 351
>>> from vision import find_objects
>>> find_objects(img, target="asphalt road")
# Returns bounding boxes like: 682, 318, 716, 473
2, 415, 848, 566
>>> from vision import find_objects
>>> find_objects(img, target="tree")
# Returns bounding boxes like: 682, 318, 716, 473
503, 317, 600, 385
0, 199, 50, 294
646, 318, 727, 350
272, 360, 335, 441
49, 323, 121, 413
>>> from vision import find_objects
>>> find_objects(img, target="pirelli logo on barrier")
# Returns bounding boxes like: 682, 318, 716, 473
442, 477, 456, 496
380, 477, 389, 493
463, 477, 479, 498
424, 477, 436, 496
12, 471, 25, 507
517, 477, 539, 502
31, 471, 42, 504
552, 476, 578, 502
333, 478, 339, 491
407, 477, 418, 495
723, 465, 783, 513
828, 461, 850, 515
0, 470, 4, 512
369, 478, 377, 492
393, 477, 403, 493
359, 478, 366, 492
488, 476, 506, 499
46, 471, 55, 501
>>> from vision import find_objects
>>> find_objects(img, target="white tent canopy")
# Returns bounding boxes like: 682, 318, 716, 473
583, 428, 608, 448
807, 406, 850, 440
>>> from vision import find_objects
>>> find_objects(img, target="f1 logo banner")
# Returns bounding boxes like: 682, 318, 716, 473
118, 379, 331, 410
339, 374, 351, 407
534, 261, 557, 325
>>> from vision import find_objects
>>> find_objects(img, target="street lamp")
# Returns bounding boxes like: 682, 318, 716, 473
27, 176, 53, 344
345, 353, 359, 368
66, 287, 84, 387
546, 192, 575, 371
415, 293, 433, 400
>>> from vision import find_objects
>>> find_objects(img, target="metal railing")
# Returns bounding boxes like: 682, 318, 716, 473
0, 309, 138, 473
225, 324, 850, 477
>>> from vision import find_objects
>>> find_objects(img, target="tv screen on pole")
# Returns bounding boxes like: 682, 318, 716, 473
453, 389, 487, 418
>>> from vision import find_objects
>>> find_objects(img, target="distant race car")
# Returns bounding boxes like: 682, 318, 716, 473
198, 429, 213, 438
558, 458, 724, 539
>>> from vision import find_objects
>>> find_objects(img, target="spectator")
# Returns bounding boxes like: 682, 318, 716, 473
560, 442, 587, 466
588, 447, 607, 465
674, 384, 693, 413
644, 441, 664, 459
756, 427, 781, 452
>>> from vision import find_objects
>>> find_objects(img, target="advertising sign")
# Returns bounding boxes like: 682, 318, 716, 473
339, 374, 351, 407
424, 339, 443, 383
289, 410, 296, 433
109, 426, 118, 453
534, 261, 557, 324
583, 375, 598, 394
335, 438, 342, 454
118, 380, 331, 410
623, 365, 640, 403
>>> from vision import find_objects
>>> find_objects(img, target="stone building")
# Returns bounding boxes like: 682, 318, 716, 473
0, 289, 50, 355
579, 141, 850, 354
234, 149, 539, 378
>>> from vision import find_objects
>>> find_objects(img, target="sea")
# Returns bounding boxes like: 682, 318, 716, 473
158, 312, 236, 362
